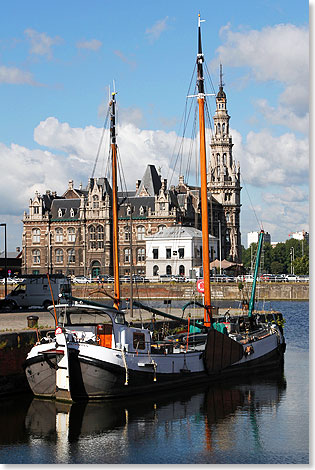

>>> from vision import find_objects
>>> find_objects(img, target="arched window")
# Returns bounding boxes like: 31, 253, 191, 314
124, 248, 131, 263
217, 123, 221, 134
93, 195, 99, 209
32, 228, 40, 243
124, 226, 130, 241
223, 153, 227, 165
137, 225, 145, 240
97, 225, 104, 249
32, 249, 40, 264
158, 225, 166, 232
55, 249, 63, 263
137, 248, 145, 262
222, 123, 225, 134
55, 228, 63, 243
166, 265, 172, 276
153, 265, 159, 276
179, 265, 185, 276
67, 249, 75, 263
68, 227, 75, 242
216, 154, 220, 165
89, 226, 96, 249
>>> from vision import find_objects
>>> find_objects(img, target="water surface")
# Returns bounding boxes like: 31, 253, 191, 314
0, 300, 308, 464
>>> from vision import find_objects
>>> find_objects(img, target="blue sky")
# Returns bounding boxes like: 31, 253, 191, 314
0, 0, 309, 250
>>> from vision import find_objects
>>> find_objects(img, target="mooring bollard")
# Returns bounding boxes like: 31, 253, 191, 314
27, 315, 39, 328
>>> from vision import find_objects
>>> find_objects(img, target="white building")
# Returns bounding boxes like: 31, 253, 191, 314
247, 231, 271, 247
145, 226, 218, 280
290, 231, 309, 242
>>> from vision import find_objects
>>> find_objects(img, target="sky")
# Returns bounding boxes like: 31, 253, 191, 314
0, 0, 309, 250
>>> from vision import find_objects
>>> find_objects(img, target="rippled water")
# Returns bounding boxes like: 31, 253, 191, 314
0, 301, 309, 464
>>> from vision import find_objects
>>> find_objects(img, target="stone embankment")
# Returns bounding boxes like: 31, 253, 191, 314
72, 282, 309, 301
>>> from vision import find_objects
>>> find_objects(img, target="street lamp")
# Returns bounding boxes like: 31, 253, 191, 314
0, 223, 7, 297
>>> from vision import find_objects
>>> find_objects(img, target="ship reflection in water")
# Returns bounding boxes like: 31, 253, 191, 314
8, 369, 286, 464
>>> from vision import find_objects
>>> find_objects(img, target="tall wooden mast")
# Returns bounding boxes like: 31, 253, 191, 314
197, 15, 212, 327
110, 92, 120, 310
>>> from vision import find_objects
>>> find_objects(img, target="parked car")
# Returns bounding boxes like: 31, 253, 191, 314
285, 274, 298, 282
72, 276, 92, 284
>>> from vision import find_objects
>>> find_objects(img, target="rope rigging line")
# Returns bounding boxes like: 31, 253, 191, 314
240, 173, 263, 231
91, 108, 110, 178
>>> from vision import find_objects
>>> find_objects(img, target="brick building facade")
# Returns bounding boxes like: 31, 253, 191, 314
22, 81, 241, 276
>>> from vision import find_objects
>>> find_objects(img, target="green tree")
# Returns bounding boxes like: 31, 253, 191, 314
293, 255, 309, 275
270, 261, 285, 274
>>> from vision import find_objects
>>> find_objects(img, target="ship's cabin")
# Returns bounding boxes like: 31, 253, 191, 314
51, 303, 151, 353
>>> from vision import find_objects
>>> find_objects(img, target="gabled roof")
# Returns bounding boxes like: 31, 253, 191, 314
135, 165, 162, 197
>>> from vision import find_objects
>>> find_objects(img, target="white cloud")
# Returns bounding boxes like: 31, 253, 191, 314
33, 117, 179, 189
213, 23, 309, 133
24, 28, 62, 58
0, 65, 38, 85
231, 128, 309, 187
76, 39, 102, 50
113, 49, 136, 69
145, 17, 168, 43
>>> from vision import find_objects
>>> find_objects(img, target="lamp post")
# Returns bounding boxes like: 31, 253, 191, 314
290, 247, 295, 275
0, 223, 7, 297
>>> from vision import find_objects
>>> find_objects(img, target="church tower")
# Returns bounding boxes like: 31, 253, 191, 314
208, 65, 241, 262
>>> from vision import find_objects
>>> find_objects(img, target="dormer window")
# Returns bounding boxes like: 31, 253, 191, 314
139, 206, 144, 215
126, 206, 131, 216
58, 208, 63, 218
70, 208, 75, 217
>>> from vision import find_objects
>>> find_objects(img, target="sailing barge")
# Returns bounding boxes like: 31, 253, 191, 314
24, 16, 286, 401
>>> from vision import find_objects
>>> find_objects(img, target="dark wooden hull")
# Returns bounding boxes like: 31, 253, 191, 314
24, 342, 285, 401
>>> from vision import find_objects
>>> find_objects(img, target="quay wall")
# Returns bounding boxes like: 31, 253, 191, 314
72, 282, 309, 301
0, 329, 50, 398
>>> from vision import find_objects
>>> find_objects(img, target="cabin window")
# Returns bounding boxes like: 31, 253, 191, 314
137, 225, 145, 240
166, 248, 171, 259
153, 265, 159, 276
153, 248, 159, 259
166, 265, 172, 275
55, 228, 63, 243
133, 332, 146, 350
32, 228, 40, 243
